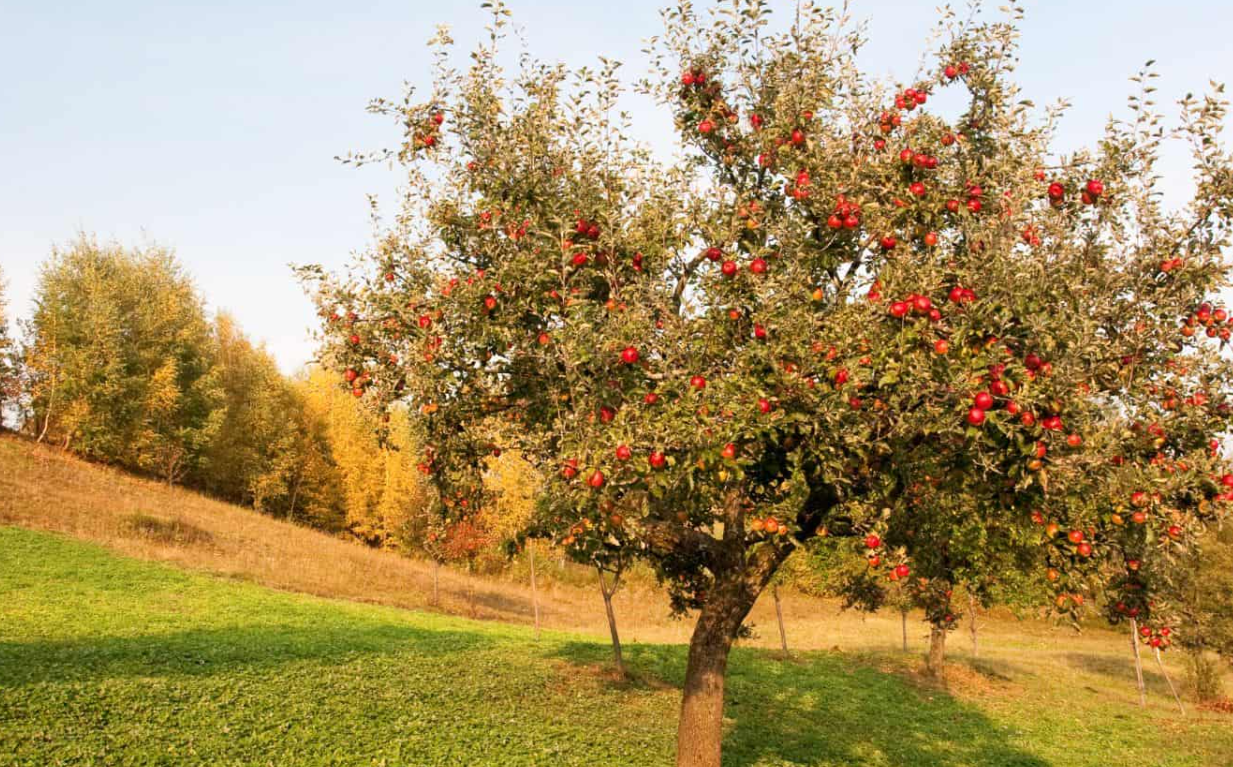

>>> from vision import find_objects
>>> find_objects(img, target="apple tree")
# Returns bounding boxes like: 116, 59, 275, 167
299, 2, 1233, 764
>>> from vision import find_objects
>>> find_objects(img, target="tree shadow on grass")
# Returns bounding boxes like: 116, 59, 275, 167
0, 621, 491, 688
1061, 652, 1168, 693
551, 641, 1051, 767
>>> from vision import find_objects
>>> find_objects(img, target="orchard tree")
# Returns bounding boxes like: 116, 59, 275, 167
300, 2, 1233, 764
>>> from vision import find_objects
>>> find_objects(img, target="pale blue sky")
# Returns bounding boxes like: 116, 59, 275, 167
2, 1, 1230, 372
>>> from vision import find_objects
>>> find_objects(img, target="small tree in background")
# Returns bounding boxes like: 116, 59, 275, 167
300, 2, 1233, 764
0, 266, 18, 427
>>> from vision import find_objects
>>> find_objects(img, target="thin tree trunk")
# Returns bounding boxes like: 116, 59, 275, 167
968, 592, 979, 659
1130, 618, 1147, 707
772, 584, 789, 657
927, 625, 947, 682
901, 609, 908, 652
598, 568, 625, 678
528, 541, 541, 640
431, 559, 440, 606
1154, 648, 1185, 716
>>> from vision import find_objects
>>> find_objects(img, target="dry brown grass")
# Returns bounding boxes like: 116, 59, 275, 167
3, 429, 1230, 709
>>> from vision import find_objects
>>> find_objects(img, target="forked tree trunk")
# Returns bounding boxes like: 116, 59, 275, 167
675, 585, 756, 767
772, 585, 789, 657
1130, 618, 1147, 706
968, 593, 979, 659
598, 568, 625, 677
1154, 647, 1185, 716
901, 609, 909, 652
927, 625, 947, 681
528, 542, 541, 639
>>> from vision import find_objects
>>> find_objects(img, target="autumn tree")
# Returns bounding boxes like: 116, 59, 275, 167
297, 366, 427, 545
300, 3, 1233, 764
24, 235, 221, 480
0, 266, 17, 427
201, 317, 345, 528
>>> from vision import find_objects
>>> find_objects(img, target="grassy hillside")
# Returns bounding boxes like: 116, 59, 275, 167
3, 526, 1233, 767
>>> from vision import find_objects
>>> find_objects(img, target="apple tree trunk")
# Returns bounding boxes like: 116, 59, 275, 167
927, 625, 947, 681
772, 585, 789, 657
528, 542, 541, 640
901, 609, 908, 652
968, 592, 979, 659
675, 583, 758, 767
597, 568, 625, 678
1130, 618, 1147, 706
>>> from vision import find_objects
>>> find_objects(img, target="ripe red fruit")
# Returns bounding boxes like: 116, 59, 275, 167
757, 398, 772, 414
934, 339, 950, 355
599, 406, 616, 423
1047, 182, 1065, 200
1066, 434, 1082, 447
973, 391, 994, 410
721, 442, 737, 460
1077, 542, 1093, 557
643, 392, 659, 405
1042, 416, 1063, 431
561, 459, 579, 479
621, 346, 640, 364
834, 368, 850, 386
344, 368, 358, 383
945, 199, 960, 213
1221, 474, 1233, 488
690, 375, 707, 390
649, 451, 666, 469
923, 231, 938, 247
913, 295, 932, 313
889, 301, 910, 318
698, 119, 714, 134
1167, 525, 1182, 539
351, 388, 364, 398
615, 444, 633, 461
909, 181, 926, 196
864, 534, 882, 549
1085, 179, 1104, 197
1067, 529, 1084, 544
750, 258, 768, 274
349, 334, 361, 345
721, 260, 737, 278
966, 407, 987, 426
588, 470, 606, 488
791, 129, 805, 145
894, 564, 911, 578
704, 246, 723, 261
944, 64, 958, 79
880, 235, 897, 250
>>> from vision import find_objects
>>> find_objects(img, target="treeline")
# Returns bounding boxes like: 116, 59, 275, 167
1, 236, 428, 547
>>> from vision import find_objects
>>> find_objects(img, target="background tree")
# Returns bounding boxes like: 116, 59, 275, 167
298, 366, 426, 545
300, 3, 1233, 765
201, 317, 346, 527
24, 235, 221, 478
0, 266, 18, 428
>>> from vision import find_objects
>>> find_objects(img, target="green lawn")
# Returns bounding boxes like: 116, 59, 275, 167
1, 526, 1229, 766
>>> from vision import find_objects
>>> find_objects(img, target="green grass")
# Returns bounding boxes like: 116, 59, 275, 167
1, 526, 1230, 766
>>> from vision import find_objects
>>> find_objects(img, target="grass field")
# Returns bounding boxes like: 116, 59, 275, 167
2, 433, 1233, 766
3, 526, 1233, 767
